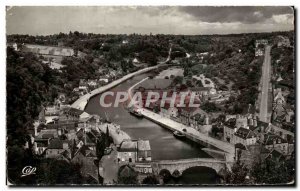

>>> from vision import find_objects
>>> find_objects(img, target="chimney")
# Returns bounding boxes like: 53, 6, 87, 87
249, 118, 254, 126
253, 119, 257, 127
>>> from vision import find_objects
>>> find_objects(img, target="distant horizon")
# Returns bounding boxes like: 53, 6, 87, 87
7, 29, 294, 37
6, 6, 294, 36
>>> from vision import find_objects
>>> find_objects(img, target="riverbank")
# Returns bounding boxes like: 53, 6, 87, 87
71, 66, 158, 110
136, 108, 235, 159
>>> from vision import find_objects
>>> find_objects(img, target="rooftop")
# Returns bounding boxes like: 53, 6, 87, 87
47, 138, 70, 149
234, 127, 255, 139
224, 118, 236, 129
264, 133, 288, 145
119, 140, 137, 152
137, 140, 151, 151
36, 129, 58, 139
67, 107, 84, 116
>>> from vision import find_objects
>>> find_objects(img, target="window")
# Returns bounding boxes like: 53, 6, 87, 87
129, 158, 132, 163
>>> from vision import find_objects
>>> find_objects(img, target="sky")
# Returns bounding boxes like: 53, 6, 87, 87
6, 6, 294, 35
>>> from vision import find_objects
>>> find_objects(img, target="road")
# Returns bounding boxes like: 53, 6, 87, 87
259, 45, 271, 122
71, 66, 158, 110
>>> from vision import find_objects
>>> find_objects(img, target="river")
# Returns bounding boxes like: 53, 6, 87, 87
85, 73, 219, 184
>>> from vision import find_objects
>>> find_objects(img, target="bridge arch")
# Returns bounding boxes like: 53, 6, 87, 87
182, 165, 217, 174
159, 169, 172, 183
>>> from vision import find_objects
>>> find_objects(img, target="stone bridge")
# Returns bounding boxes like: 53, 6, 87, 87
152, 158, 231, 177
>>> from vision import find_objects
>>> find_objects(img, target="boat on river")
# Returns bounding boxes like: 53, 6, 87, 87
173, 131, 185, 139
128, 107, 143, 118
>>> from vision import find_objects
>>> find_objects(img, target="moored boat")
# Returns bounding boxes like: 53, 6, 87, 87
173, 131, 185, 139
129, 108, 143, 118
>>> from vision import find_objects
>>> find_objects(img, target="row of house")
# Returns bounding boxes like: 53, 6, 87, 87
117, 139, 152, 164
223, 114, 294, 157
255, 39, 268, 47
73, 68, 125, 96
21, 44, 75, 57
255, 39, 268, 57
31, 106, 108, 183
272, 87, 294, 127
73, 79, 107, 95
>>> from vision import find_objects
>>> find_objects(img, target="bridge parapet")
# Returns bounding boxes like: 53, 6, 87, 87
152, 158, 231, 177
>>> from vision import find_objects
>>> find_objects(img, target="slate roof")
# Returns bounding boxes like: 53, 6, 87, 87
47, 138, 70, 149
119, 140, 137, 152
36, 129, 58, 140
118, 165, 137, 177
266, 149, 284, 160
76, 145, 97, 157
249, 125, 258, 131
76, 129, 97, 145
42, 133, 55, 139
234, 127, 256, 139
264, 133, 288, 145
257, 120, 269, 128
137, 140, 151, 151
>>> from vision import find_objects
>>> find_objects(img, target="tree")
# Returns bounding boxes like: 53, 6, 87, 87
186, 80, 193, 87
142, 175, 159, 185
7, 146, 37, 184
200, 102, 220, 113
172, 76, 183, 85
120, 60, 127, 72
159, 169, 171, 183
96, 135, 106, 160
105, 125, 110, 147
251, 156, 295, 184
36, 159, 83, 185
225, 159, 249, 184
